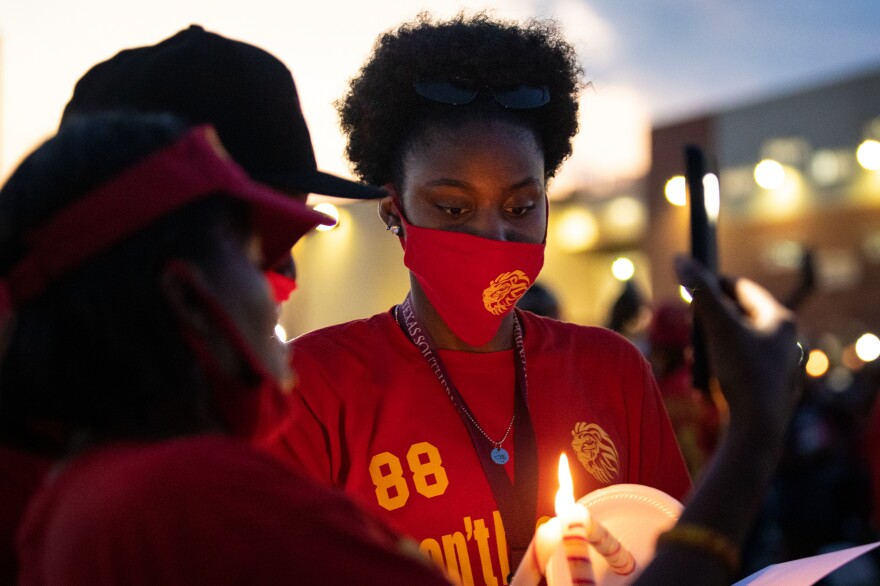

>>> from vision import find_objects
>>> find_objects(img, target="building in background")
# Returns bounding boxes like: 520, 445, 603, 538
648, 65, 880, 378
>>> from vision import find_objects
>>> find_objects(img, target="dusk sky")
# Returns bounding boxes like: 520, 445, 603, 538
2, 0, 879, 186
584, 0, 880, 122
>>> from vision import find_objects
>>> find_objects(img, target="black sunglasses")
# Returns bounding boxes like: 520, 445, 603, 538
414, 79, 550, 109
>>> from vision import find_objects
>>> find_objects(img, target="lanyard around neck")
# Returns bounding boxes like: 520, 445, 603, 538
394, 294, 539, 575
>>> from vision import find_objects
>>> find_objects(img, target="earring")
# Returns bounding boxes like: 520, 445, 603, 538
388, 225, 401, 236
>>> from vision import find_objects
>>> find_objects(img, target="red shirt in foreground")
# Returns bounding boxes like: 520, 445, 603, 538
17, 435, 451, 585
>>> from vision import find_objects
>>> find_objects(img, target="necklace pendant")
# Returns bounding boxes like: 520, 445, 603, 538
491, 446, 510, 465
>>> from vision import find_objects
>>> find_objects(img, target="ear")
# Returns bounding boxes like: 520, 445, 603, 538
159, 260, 213, 333
377, 183, 403, 234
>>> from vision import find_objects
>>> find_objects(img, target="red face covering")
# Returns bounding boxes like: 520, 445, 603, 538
398, 215, 545, 347
265, 270, 298, 303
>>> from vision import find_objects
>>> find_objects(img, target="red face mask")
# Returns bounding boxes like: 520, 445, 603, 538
398, 215, 545, 347
264, 270, 298, 303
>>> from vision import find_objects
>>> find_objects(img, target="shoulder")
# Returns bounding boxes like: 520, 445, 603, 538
289, 310, 417, 378
30, 436, 391, 542
20, 437, 438, 584
43, 437, 281, 510
292, 310, 399, 357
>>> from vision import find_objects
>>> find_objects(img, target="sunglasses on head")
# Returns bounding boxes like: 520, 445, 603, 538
414, 79, 550, 109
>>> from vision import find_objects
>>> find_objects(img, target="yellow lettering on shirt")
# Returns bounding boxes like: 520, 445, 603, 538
368, 451, 410, 511
442, 531, 474, 586
419, 511, 512, 586
368, 441, 449, 510
473, 517, 498, 586
420, 538, 444, 566
408, 441, 450, 498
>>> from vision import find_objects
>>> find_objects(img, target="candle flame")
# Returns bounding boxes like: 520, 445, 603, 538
555, 453, 575, 516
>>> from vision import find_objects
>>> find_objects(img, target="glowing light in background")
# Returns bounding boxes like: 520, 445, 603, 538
703, 172, 720, 222
810, 149, 844, 185
857, 139, 880, 171
855, 332, 880, 362
611, 257, 635, 281
664, 175, 687, 206
602, 196, 646, 241
313, 203, 340, 231
555, 207, 599, 252
805, 349, 830, 377
274, 323, 288, 342
754, 159, 785, 189
679, 286, 693, 304
762, 240, 806, 271
753, 164, 804, 219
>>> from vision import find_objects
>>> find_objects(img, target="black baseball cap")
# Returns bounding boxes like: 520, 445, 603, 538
61, 25, 384, 200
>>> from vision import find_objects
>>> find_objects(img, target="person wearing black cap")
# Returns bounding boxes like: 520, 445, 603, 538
0, 29, 387, 581
2, 112, 451, 584
60, 24, 385, 301
62, 25, 383, 202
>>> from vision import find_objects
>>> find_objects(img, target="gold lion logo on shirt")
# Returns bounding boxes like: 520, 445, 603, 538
482, 270, 531, 315
571, 422, 620, 484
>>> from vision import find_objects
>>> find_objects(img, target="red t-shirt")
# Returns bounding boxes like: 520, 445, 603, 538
0, 446, 50, 585
16, 435, 451, 585
268, 309, 691, 585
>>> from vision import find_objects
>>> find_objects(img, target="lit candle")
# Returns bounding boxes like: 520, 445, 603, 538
510, 454, 639, 585
555, 454, 596, 585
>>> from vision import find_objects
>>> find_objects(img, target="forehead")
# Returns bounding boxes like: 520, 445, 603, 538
401, 120, 544, 183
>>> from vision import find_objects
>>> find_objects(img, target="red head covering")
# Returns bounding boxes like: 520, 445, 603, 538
0, 124, 333, 314
649, 302, 692, 349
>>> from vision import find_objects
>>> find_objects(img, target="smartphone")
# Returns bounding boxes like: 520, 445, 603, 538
685, 144, 719, 393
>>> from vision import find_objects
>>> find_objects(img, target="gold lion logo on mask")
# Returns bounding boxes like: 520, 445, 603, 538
482, 270, 531, 315
571, 422, 620, 484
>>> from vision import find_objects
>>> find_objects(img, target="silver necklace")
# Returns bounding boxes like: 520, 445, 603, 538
394, 301, 527, 465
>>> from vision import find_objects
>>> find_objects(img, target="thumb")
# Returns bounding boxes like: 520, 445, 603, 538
673, 255, 732, 338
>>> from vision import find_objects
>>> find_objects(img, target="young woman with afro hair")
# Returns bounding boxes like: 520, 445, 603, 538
268, 13, 691, 584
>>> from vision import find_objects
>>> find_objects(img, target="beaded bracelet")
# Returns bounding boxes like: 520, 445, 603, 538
655, 523, 740, 576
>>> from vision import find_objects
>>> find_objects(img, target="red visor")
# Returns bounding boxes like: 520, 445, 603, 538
1, 125, 334, 308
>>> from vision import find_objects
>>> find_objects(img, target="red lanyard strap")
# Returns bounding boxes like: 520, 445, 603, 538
395, 295, 538, 573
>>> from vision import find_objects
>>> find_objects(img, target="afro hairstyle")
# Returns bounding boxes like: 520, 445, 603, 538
337, 12, 585, 187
